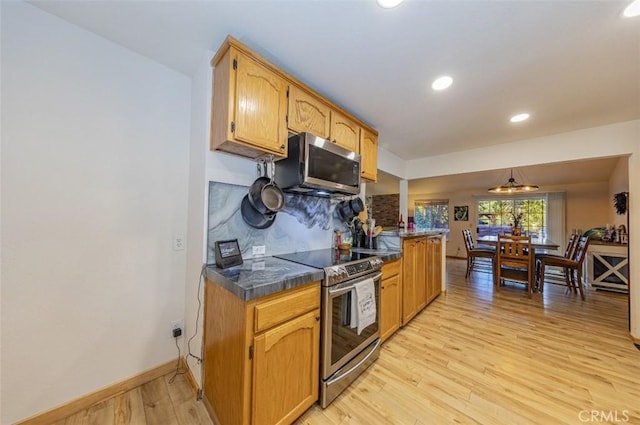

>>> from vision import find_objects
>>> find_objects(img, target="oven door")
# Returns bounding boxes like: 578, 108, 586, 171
321, 271, 381, 379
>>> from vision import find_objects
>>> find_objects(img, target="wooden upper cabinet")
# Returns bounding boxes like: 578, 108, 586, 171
329, 110, 360, 153
210, 36, 376, 166
211, 44, 288, 159
360, 128, 378, 182
287, 85, 331, 139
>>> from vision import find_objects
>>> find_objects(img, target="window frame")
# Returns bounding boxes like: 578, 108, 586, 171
414, 199, 449, 231
476, 194, 548, 238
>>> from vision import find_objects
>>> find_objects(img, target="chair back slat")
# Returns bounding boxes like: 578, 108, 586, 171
564, 234, 578, 259
498, 235, 532, 261
462, 229, 474, 252
572, 236, 590, 264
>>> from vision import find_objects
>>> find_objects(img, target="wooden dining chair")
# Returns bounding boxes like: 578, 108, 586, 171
534, 233, 578, 291
462, 229, 496, 279
536, 236, 590, 300
496, 235, 533, 297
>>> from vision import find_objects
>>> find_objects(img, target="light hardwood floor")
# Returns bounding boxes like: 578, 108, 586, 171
52, 373, 213, 425
54, 258, 639, 425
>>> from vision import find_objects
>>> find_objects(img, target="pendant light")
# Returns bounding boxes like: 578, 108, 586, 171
488, 168, 539, 194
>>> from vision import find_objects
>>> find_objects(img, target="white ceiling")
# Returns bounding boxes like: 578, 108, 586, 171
366, 156, 625, 195
29, 0, 640, 163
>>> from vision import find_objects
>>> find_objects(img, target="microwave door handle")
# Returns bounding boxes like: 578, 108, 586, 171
328, 272, 382, 297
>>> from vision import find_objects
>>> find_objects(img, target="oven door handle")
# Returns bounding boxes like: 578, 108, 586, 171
325, 338, 381, 386
327, 272, 382, 296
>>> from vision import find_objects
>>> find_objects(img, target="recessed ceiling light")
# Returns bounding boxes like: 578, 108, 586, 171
432, 76, 453, 91
623, 0, 640, 17
377, 0, 404, 9
510, 113, 530, 123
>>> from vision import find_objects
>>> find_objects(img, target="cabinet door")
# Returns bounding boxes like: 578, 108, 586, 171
402, 239, 417, 325
427, 237, 442, 304
288, 85, 330, 139
235, 53, 288, 156
381, 273, 401, 342
252, 309, 320, 425
360, 128, 378, 182
330, 110, 360, 153
416, 238, 427, 312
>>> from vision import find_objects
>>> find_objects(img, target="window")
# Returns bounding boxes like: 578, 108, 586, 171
477, 197, 546, 237
414, 200, 449, 230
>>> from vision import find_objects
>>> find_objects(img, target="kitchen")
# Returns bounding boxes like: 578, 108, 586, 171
2, 1, 639, 425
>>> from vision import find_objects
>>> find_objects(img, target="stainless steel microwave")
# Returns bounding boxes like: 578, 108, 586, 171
275, 132, 361, 197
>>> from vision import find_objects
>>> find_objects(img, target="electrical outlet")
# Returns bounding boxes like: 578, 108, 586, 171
171, 319, 184, 338
252, 245, 266, 257
173, 236, 185, 251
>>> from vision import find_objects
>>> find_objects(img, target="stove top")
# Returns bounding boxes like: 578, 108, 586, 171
274, 249, 382, 286
274, 249, 377, 270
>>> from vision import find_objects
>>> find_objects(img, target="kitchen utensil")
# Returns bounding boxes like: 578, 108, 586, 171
248, 163, 284, 214
358, 203, 368, 223
241, 195, 276, 229
361, 223, 369, 234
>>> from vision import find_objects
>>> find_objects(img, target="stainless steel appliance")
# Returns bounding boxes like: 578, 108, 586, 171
274, 132, 361, 197
274, 249, 382, 407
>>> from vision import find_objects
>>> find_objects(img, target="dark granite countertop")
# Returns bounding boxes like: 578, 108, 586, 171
351, 248, 402, 262
380, 229, 448, 238
206, 249, 402, 302
205, 257, 324, 301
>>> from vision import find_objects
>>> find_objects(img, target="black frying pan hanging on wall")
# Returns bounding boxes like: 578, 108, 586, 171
241, 195, 276, 229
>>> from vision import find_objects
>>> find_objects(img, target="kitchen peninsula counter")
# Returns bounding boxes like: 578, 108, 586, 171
377, 229, 448, 251
380, 228, 449, 237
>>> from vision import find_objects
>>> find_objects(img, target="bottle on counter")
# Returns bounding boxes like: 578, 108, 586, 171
398, 214, 405, 229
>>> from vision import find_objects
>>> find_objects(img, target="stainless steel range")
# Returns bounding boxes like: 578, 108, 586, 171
274, 249, 383, 407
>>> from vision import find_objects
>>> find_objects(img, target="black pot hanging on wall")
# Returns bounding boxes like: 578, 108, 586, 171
614, 192, 628, 215
241, 195, 277, 229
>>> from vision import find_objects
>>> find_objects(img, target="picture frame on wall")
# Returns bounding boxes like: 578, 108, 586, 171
454, 206, 469, 221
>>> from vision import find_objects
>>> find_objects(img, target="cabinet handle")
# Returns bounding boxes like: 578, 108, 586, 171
280, 144, 285, 150
332, 140, 337, 143
315, 316, 320, 322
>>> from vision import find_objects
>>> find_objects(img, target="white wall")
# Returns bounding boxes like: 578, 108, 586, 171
609, 156, 629, 228
0, 3, 191, 423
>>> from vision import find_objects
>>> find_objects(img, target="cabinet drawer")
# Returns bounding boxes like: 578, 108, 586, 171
254, 284, 320, 333
382, 259, 401, 279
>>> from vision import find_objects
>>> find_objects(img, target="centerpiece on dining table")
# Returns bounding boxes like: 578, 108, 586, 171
511, 212, 523, 236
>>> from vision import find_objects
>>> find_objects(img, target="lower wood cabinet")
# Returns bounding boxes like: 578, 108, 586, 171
380, 259, 402, 342
402, 237, 425, 325
203, 281, 320, 425
401, 235, 442, 326
426, 236, 442, 304
252, 310, 320, 425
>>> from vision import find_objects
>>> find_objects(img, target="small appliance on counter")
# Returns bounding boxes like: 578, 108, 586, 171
214, 239, 243, 269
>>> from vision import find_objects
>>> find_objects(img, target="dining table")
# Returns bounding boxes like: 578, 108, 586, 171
477, 235, 560, 292
477, 235, 560, 252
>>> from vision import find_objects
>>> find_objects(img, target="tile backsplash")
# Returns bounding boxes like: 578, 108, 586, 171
207, 181, 352, 264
